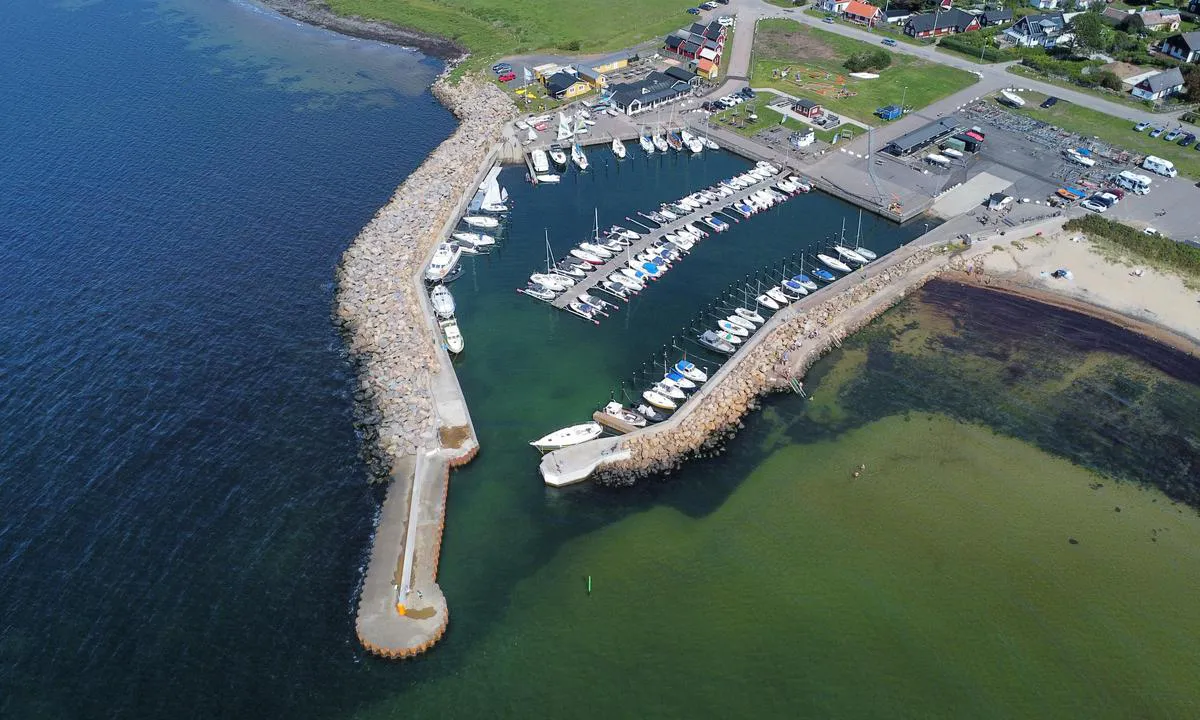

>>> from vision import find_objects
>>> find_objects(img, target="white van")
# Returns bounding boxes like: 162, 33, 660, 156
1116, 170, 1152, 195
1142, 155, 1177, 178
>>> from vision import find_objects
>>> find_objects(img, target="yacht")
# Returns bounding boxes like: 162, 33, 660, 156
535, 173, 561, 184
639, 133, 654, 154
834, 245, 869, 265
424, 242, 462, 282
652, 133, 669, 153
792, 274, 819, 291
726, 315, 756, 332
735, 307, 765, 325
756, 293, 780, 311
520, 283, 557, 302
602, 402, 646, 428
571, 143, 589, 171
570, 247, 605, 265
548, 144, 568, 167
642, 389, 677, 411
698, 330, 735, 354
462, 215, 499, 230
529, 422, 603, 450
531, 148, 550, 174
718, 319, 749, 337
430, 284, 455, 319
451, 231, 496, 251
611, 136, 626, 160
440, 317, 464, 354
675, 359, 708, 383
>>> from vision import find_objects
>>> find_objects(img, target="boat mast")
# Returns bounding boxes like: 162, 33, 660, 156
855, 209, 863, 249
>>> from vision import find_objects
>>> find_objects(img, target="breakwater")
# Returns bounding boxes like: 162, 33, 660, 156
336, 74, 513, 658
588, 244, 959, 485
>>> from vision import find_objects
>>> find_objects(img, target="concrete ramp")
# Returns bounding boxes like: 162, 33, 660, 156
931, 171, 1012, 218
540, 437, 629, 487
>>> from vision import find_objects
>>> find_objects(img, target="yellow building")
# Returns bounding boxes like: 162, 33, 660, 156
545, 70, 591, 99
592, 51, 633, 74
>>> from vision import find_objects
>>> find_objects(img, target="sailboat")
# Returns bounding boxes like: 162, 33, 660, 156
852, 210, 877, 260
556, 112, 574, 142
652, 130, 668, 153
573, 114, 588, 136
817, 253, 851, 273
611, 136, 626, 160
571, 143, 589, 171
640, 131, 654, 154
529, 422, 603, 450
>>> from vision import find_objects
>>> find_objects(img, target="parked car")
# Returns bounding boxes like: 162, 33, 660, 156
740, 87, 756, 99
686, 7, 701, 14
1133, 121, 1149, 132
1102, 187, 1125, 201
1149, 127, 1165, 138
492, 63, 511, 74
1081, 196, 1109, 212
701, 1, 718, 8
882, 38, 898, 47
498, 71, 516, 83
1144, 227, 1159, 236
1177, 133, 1196, 147
1164, 128, 1181, 142
718, 16, 735, 25
823, 16, 835, 23
1040, 96, 1059, 109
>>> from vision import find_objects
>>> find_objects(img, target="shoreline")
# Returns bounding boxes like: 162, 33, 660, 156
254, 0, 467, 61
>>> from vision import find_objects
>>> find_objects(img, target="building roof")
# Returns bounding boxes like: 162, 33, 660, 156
884, 8, 912, 19
981, 9, 1013, 23
844, 1, 881, 17
696, 58, 717, 73
610, 72, 690, 109
794, 97, 822, 110
665, 34, 686, 50
1165, 31, 1200, 54
1138, 67, 1185, 93
592, 50, 634, 67
906, 8, 976, 33
576, 66, 603, 82
1010, 11, 1065, 37
664, 66, 695, 82
545, 70, 582, 95
885, 117, 961, 153
1139, 9, 1180, 26
1100, 7, 1128, 23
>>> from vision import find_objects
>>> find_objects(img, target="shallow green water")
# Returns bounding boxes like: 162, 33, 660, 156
361, 155, 1200, 717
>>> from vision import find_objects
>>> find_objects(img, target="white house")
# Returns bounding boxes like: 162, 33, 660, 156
1131, 67, 1185, 101
1028, 0, 1058, 9
820, 0, 852, 12
1161, 32, 1200, 64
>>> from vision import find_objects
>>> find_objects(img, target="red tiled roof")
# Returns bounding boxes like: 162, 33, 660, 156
845, 1, 880, 17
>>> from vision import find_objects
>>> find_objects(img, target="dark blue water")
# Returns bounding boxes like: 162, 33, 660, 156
0, 1, 449, 716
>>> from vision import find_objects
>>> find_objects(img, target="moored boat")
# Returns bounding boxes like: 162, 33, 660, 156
602, 401, 646, 428
653, 381, 686, 401
652, 133, 669, 153
531, 149, 550, 173
727, 315, 756, 332
636, 404, 667, 423
529, 422, 603, 450
834, 245, 869, 265
766, 287, 791, 306
571, 143, 589, 171
757, 293, 780, 310
811, 267, 837, 283
699, 330, 735, 354
792, 274, 819, 291
571, 247, 605, 264
548, 144, 568, 167
463, 215, 499, 230
718, 319, 749, 337
639, 133, 654, 154
675, 359, 708, 383
425, 242, 462, 282
535, 173, 561, 183
611, 136, 626, 159
642, 389, 677, 411
430, 284, 455, 319
818, 253, 852, 273
440, 317, 464, 354
735, 307, 765, 325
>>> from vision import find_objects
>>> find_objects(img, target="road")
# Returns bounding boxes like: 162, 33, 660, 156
717, 0, 1184, 127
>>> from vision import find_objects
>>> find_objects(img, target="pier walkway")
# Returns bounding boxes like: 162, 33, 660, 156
547, 170, 789, 311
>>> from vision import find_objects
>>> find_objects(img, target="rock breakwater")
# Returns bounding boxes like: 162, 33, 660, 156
595, 246, 954, 485
335, 76, 513, 479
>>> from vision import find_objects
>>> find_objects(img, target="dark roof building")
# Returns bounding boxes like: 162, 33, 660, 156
793, 97, 823, 117
1162, 31, 1200, 63
1003, 12, 1066, 47
610, 71, 693, 116
1132, 67, 1185, 100
980, 9, 1013, 26
544, 70, 584, 98
883, 117, 962, 156
883, 8, 913, 23
664, 66, 698, 83
904, 9, 981, 37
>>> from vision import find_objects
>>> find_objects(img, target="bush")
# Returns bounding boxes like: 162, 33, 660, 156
1097, 70, 1123, 91
844, 49, 891, 72
1063, 216, 1200, 276
940, 35, 1009, 62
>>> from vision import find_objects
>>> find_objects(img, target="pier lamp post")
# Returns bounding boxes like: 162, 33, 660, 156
900, 86, 908, 112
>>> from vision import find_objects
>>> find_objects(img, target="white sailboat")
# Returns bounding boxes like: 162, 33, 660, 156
818, 253, 852, 273
639, 131, 654, 154
611, 136, 626, 160
571, 143, 589, 171
852, 210, 877, 260
556, 112, 574, 141
463, 215, 499, 229
529, 422, 602, 450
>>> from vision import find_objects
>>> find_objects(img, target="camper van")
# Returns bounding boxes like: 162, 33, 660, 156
1063, 148, 1096, 167
1142, 155, 1177, 178
1116, 170, 1152, 195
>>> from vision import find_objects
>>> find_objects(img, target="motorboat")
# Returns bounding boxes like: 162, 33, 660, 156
782, 279, 809, 296
535, 173, 561, 184
521, 283, 557, 301
735, 307, 765, 325
811, 267, 837, 283
789, 176, 812, 193
675, 359, 708, 383
792, 274, 819, 291
620, 266, 649, 282
663, 371, 696, 391
440, 317, 464, 354
704, 137, 719, 150
567, 300, 601, 322
727, 314, 756, 332
640, 133, 654, 154
554, 263, 586, 279
425, 242, 462, 282
451, 232, 496, 251
430, 284, 455, 319
677, 196, 701, 211
757, 161, 779, 173
579, 242, 614, 259
818, 253, 852, 273
529, 422, 603, 450
715, 330, 743, 346
530, 272, 573, 291
657, 206, 678, 221
578, 292, 614, 313
698, 330, 735, 354
609, 272, 643, 291
667, 131, 683, 151
548, 144, 568, 167
560, 256, 591, 273
571, 143, 589, 171
610, 225, 639, 241
757, 293, 780, 311
653, 381, 686, 401
612, 136, 626, 160
766, 287, 791, 306
571, 247, 605, 265
599, 280, 629, 299
652, 133, 669, 153
603, 401, 646, 428
734, 202, 754, 217
777, 283, 804, 301
686, 222, 709, 238
703, 216, 728, 232
531, 149, 550, 173
718, 319, 749, 337
462, 215, 499, 230
834, 245, 869, 265
642, 389, 677, 411
636, 404, 668, 423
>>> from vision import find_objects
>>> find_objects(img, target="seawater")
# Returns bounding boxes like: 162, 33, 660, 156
3, 2, 1200, 718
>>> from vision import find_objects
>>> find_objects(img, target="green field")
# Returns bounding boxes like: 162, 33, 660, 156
710, 90, 842, 143
1004, 90, 1200, 179
750, 19, 976, 124
328, 0, 697, 73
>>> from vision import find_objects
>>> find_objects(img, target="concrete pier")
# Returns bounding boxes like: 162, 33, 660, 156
546, 171, 787, 310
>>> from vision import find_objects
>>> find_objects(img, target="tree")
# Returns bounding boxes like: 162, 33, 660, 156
1118, 14, 1145, 37
1184, 66, 1200, 103
844, 49, 892, 72
1070, 12, 1109, 55
1096, 70, 1123, 91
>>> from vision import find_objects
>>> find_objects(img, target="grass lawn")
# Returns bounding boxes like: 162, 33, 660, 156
711, 94, 842, 144
327, 0, 698, 74
765, 0, 801, 7
1002, 90, 1200, 179
750, 19, 976, 125
1006, 65, 1153, 113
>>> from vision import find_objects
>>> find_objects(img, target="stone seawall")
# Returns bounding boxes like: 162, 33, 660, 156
595, 246, 958, 485
334, 76, 513, 478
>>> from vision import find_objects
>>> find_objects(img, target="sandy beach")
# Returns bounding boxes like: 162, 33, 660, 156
953, 225, 1200, 353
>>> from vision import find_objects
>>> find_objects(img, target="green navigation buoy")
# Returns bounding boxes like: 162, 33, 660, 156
587, 575, 592, 595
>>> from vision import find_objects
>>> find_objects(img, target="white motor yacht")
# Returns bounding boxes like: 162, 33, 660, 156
675, 360, 708, 383
425, 242, 462, 282
430, 284, 455, 319
462, 215, 499, 230
603, 402, 646, 428
440, 317, 464, 354
531, 149, 550, 173
611, 136, 626, 160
